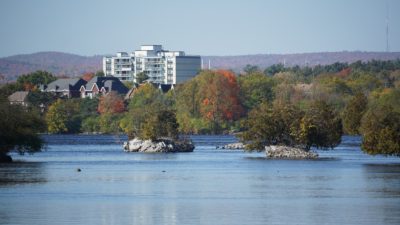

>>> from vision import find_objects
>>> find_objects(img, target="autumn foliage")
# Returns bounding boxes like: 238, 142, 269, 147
175, 70, 244, 133
81, 72, 95, 82
199, 70, 244, 122
97, 92, 125, 114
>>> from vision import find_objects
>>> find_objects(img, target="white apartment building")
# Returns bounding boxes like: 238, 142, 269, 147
103, 45, 201, 84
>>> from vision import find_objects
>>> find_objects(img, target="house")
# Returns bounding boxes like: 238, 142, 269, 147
41, 78, 87, 98
80, 76, 129, 99
8, 91, 29, 106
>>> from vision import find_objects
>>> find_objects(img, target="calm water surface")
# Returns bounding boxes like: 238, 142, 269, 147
1, 135, 399, 225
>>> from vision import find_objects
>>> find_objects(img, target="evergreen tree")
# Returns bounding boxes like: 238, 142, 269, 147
360, 105, 400, 156
342, 93, 368, 134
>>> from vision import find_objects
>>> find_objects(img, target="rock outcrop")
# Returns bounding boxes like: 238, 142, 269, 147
265, 145, 318, 159
219, 142, 245, 150
123, 138, 195, 153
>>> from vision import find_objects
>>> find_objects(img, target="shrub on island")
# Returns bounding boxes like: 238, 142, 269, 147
238, 100, 342, 159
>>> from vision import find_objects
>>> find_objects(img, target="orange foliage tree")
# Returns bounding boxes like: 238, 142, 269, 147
81, 72, 95, 82
197, 70, 244, 132
97, 92, 125, 114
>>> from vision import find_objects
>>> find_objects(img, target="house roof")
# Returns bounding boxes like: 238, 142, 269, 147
8, 91, 29, 102
85, 76, 129, 94
125, 83, 172, 100
124, 83, 140, 100
44, 78, 87, 91
151, 83, 173, 92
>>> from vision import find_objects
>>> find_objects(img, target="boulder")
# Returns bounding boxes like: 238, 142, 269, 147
222, 142, 245, 150
123, 138, 194, 153
265, 145, 318, 159
0, 153, 12, 163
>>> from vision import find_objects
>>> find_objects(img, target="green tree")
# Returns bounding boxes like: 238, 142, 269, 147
342, 93, 368, 134
369, 88, 400, 113
264, 63, 285, 76
239, 102, 303, 151
123, 81, 135, 90
45, 99, 81, 133
239, 100, 342, 151
26, 90, 57, 112
128, 83, 163, 108
141, 109, 179, 141
79, 97, 99, 118
296, 101, 342, 150
0, 82, 24, 98
81, 116, 100, 133
360, 105, 400, 156
243, 64, 260, 74
347, 72, 382, 94
119, 84, 175, 139
17, 70, 57, 90
0, 98, 45, 162
99, 113, 122, 134
238, 72, 275, 111
95, 70, 105, 77
135, 72, 149, 84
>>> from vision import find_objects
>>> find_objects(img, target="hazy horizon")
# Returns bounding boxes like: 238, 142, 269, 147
1, 0, 399, 57
3, 50, 400, 59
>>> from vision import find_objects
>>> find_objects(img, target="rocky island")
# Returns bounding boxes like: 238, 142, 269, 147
217, 142, 246, 150
220, 141, 318, 159
265, 145, 318, 159
123, 138, 194, 153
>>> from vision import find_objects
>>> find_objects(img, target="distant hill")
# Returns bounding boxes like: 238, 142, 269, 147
1, 51, 400, 82
203, 52, 400, 72
0, 52, 103, 82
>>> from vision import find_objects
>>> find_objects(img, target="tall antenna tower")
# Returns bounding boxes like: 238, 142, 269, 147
386, 1, 390, 52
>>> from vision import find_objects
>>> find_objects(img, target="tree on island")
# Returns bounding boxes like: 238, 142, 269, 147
342, 92, 368, 135
360, 106, 400, 156
141, 109, 179, 141
0, 98, 45, 162
120, 83, 178, 141
238, 100, 342, 151
360, 89, 400, 156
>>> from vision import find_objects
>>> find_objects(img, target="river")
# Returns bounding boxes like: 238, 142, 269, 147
1, 135, 399, 225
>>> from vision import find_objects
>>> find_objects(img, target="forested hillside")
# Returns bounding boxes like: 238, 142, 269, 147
1, 51, 400, 82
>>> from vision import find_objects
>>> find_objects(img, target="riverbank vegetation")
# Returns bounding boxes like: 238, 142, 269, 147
0, 97, 45, 162
1, 59, 400, 156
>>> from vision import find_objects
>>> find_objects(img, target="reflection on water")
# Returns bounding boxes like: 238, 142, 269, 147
361, 164, 400, 224
362, 164, 400, 197
0, 162, 47, 185
0, 135, 399, 225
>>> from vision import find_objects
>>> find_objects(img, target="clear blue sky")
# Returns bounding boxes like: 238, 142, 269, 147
0, 0, 399, 57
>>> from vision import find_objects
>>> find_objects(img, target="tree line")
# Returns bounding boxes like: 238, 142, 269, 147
1, 59, 400, 159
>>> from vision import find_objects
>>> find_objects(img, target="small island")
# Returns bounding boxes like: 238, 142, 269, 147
123, 138, 194, 153
119, 83, 195, 153
237, 100, 342, 159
